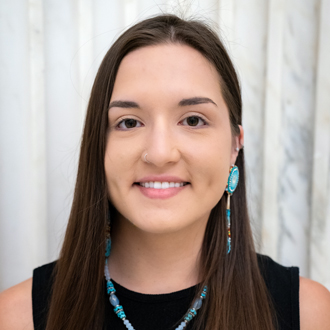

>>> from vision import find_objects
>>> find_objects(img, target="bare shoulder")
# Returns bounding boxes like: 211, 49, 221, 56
300, 276, 330, 330
0, 278, 33, 330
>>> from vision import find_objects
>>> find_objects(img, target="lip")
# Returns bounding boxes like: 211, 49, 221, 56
135, 175, 189, 183
135, 183, 188, 199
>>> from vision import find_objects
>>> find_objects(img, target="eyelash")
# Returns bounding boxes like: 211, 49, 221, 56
115, 115, 208, 130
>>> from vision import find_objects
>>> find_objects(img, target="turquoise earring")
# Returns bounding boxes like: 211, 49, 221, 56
225, 165, 239, 254
105, 222, 111, 258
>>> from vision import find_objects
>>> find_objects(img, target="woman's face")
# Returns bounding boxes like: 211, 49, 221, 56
105, 43, 241, 234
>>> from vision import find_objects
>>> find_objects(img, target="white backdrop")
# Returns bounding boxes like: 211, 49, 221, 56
1, 0, 329, 291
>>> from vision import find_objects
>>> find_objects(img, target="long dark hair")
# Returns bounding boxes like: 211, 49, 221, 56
45, 14, 276, 330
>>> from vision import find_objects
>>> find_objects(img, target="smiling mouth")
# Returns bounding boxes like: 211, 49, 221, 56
134, 182, 190, 189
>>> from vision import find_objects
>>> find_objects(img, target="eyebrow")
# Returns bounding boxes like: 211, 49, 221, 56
109, 100, 140, 109
108, 97, 217, 109
178, 97, 217, 107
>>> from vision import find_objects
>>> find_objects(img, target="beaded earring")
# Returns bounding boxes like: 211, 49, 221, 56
105, 220, 111, 258
225, 165, 239, 254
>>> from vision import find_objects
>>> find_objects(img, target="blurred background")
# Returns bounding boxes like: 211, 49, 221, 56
0, 0, 329, 292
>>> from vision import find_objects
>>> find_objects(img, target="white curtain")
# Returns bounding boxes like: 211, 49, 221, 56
1, 0, 329, 291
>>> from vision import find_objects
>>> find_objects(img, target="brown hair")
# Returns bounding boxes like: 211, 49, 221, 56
45, 14, 276, 330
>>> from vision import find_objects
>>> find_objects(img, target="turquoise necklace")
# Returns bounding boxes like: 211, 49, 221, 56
104, 164, 238, 329
104, 244, 207, 330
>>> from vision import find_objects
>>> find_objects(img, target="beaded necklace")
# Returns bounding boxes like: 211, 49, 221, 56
104, 165, 237, 329
104, 257, 207, 330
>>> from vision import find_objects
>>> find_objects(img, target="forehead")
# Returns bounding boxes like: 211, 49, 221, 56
112, 43, 221, 98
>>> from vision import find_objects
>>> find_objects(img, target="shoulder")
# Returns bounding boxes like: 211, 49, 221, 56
0, 278, 34, 330
257, 255, 330, 329
257, 254, 299, 287
300, 276, 330, 330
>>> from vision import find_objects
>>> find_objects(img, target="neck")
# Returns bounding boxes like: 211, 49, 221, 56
108, 216, 207, 294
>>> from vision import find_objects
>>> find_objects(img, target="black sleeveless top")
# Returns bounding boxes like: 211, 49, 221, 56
32, 254, 300, 330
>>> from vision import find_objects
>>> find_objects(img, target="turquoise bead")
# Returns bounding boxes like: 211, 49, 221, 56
117, 311, 126, 319
107, 287, 115, 294
105, 238, 111, 257
114, 305, 123, 312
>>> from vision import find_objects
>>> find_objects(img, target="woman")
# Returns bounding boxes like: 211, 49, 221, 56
0, 14, 329, 330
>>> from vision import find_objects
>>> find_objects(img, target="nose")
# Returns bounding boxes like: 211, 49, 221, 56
143, 122, 180, 167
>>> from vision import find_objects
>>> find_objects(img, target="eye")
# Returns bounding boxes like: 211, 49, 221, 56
117, 118, 143, 129
180, 116, 207, 127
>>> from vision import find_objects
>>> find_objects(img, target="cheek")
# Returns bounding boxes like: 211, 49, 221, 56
188, 138, 231, 202
195, 133, 231, 172
104, 139, 139, 194
204, 157, 229, 197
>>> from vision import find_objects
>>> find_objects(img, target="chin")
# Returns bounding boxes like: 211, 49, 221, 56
132, 221, 183, 235
118, 211, 181, 233
131, 213, 203, 235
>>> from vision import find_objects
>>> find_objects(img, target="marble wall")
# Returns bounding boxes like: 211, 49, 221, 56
0, 0, 329, 291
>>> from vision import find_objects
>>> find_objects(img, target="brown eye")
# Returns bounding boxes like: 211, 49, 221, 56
181, 116, 207, 127
117, 119, 143, 129
124, 119, 137, 128
187, 116, 199, 126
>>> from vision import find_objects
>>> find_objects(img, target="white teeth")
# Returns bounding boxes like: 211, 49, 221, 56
162, 182, 170, 189
154, 182, 162, 189
139, 181, 187, 189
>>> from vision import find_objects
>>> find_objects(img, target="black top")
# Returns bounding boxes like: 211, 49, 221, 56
32, 254, 300, 330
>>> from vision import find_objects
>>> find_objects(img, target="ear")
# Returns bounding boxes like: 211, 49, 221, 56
230, 125, 244, 165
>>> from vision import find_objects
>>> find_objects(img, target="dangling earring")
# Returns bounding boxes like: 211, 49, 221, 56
105, 215, 111, 258
225, 165, 239, 254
